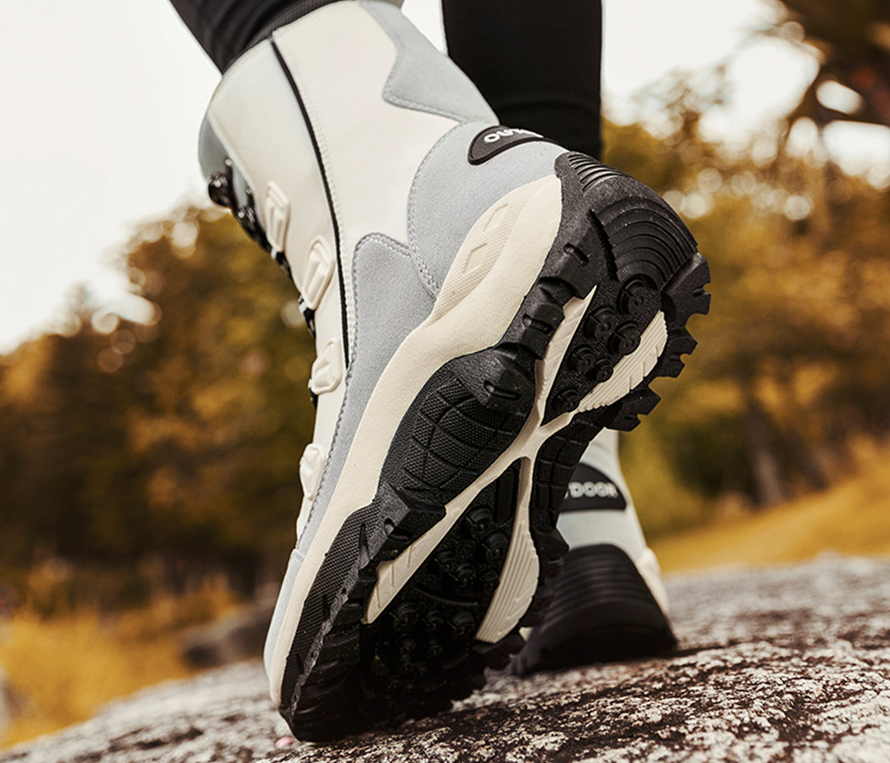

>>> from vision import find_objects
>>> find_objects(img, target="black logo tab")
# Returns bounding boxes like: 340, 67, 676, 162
468, 126, 553, 165
561, 463, 628, 512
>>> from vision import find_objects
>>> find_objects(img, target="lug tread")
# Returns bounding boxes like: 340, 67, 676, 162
543, 153, 708, 424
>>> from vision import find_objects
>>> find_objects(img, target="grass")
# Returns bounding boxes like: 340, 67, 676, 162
0, 582, 238, 749
652, 444, 890, 572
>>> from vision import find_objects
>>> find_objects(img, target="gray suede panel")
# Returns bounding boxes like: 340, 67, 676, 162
297, 233, 436, 549
409, 122, 567, 291
265, 233, 435, 665
359, 0, 496, 124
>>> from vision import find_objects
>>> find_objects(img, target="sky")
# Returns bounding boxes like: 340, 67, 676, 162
1, 0, 888, 353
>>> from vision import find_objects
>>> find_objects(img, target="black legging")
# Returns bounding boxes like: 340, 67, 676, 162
170, 0, 602, 158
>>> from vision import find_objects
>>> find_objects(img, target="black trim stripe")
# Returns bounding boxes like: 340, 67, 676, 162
271, 39, 350, 367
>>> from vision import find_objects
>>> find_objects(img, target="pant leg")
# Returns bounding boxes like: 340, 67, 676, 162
442, 0, 603, 159
173, 0, 603, 155
169, 0, 342, 71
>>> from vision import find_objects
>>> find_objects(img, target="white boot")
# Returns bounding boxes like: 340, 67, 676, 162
200, 0, 708, 738
514, 429, 676, 675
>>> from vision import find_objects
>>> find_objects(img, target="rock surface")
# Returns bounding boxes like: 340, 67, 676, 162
3, 556, 889, 763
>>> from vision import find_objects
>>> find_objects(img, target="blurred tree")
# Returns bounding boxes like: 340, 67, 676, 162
605, 102, 890, 513
119, 209, 316, 593
2, 95, 889, 606
0, 209, 317, 603
773, 0, 890, 127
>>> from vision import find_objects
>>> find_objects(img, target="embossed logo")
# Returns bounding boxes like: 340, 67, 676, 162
468, 125, 553, 165
561, 463, 627, 512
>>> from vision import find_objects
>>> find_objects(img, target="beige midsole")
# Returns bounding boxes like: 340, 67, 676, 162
365, 282, 600, 627
364, 303, 668, 640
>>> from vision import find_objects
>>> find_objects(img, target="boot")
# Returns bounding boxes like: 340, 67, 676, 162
200, 0, 709, 739
514, 429, 676, 675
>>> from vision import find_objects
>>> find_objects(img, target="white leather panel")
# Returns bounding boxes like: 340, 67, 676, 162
273, 3, 458, 351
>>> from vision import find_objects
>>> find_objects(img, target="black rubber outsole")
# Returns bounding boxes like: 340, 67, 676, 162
512, 544, 677, 676
278, 152, 710, 741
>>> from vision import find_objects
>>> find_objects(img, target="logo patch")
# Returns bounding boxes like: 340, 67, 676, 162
468, 125, 553, 165
560, 463, 627, 512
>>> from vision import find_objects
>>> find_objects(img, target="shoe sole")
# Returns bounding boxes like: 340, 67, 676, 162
512, 544, 677, 676
279, 152, 710, 740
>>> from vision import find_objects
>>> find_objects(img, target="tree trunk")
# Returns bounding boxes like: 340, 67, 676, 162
744, 393, 786, 507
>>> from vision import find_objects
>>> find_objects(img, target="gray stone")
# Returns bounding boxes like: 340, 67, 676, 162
4, 556, 889, 763
181, 597, 275, 669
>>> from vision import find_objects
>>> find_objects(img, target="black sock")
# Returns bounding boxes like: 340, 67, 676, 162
442, 0, 603, 159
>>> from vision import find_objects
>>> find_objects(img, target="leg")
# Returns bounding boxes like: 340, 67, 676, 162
443, 0, 603, 159
169, 0, 375, 71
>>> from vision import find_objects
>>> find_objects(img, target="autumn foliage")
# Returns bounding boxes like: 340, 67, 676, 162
2, 106, 888, 609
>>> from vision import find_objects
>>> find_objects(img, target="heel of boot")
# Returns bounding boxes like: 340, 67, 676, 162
513, 544, 676, 676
